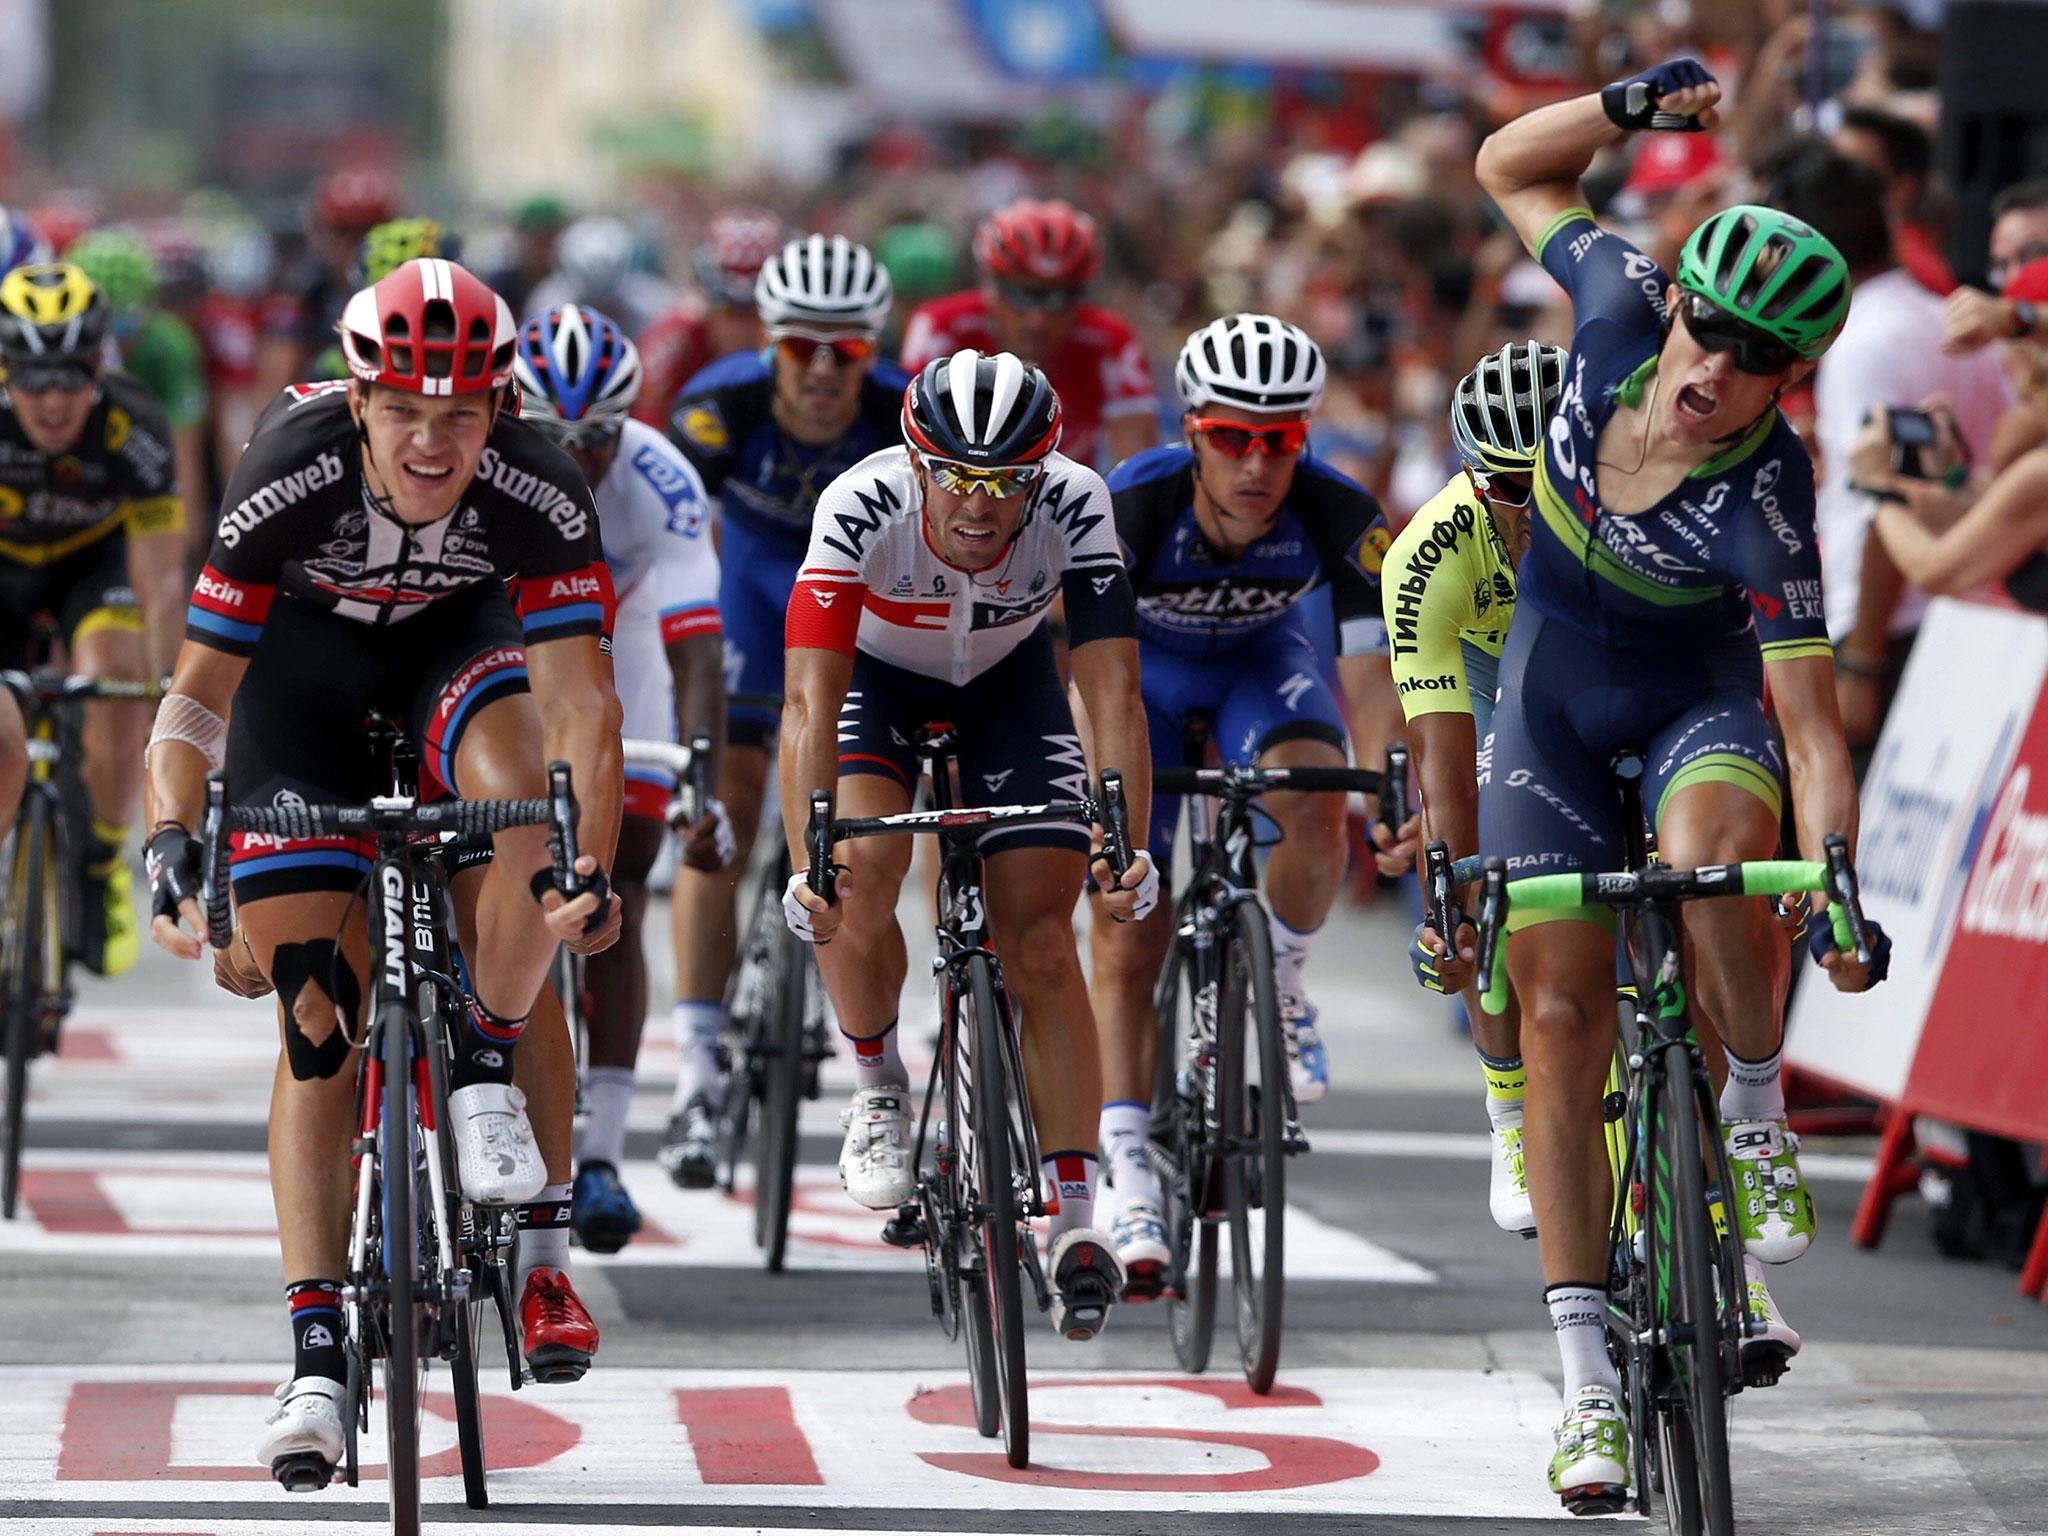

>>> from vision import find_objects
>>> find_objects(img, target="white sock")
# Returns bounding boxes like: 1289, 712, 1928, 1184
1546, 1283, 1619, 1392
578, 1066, 634, 1169
1719, 1044, 1786, 1123
1098, 1099, 1159, 1206
844, 1019, 906, 1090
1044, 1150, 1098, 1239
673, 1001, 723, 1111
1479, 1050, 1527, 1133
1270, 911, 1317, 999
516, 1182, 574, 1292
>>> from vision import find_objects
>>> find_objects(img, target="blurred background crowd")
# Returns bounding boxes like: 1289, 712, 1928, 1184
3, 0, 2046, 756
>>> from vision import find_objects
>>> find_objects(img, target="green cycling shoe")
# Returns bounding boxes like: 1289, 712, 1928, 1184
1549, 1382, 1629, 1515
1723, 1117, 1814, 1263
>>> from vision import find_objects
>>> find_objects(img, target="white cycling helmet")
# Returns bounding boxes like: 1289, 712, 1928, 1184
555, 215, 637, 299
755, 233, 892, 332
1451, 340, 1566, 477
1176, 313, 1327, 414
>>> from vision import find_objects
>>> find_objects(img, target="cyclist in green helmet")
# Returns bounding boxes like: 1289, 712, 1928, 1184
308, 219, 455, 382
1461, 58, 1889, 1512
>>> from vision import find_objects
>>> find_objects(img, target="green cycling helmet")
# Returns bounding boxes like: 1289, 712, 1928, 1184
1677, 204, 1850, 360
67, 229, 158, 315
874, 220, 960, 300
355, 217, 448, 285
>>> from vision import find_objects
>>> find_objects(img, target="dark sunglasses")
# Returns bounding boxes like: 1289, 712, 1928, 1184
5, 358, 100, 395
993, 280, 1081, 313
772, 330, 878, 368
1469, 465, 1534, 508
1189, 415, 1310, 458
1678, 294, 1802, 376
529, 414, 624, 454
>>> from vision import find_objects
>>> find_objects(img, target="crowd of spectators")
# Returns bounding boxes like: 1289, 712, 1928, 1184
11, 0, 2048, 761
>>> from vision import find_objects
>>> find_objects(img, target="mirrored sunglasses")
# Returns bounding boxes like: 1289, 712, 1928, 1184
1188, 415, 1310, 458
923, 455, 1045, 499
772, 330, 878, 368
529, 414, 624, 454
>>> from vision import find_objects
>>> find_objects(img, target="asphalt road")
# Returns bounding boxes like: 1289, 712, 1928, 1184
4, 887, 2045, 1535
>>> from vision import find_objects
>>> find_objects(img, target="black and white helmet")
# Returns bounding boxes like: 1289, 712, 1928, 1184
1175, 313, 1327, 414
755, 233, 892, 331
1451, 340, 1566, 477
903, 349, 1062, 466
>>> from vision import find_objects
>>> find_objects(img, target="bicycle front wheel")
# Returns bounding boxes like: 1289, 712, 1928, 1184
1152, 940, 1217, 1374
1648, 1044, 1733, 1536
1220, 901, 1286, 1394
963, 954, 1029, 1467
755, 916, 807, 1271
426, 999, 489, 1511
1, 796, 52, 1221
378, 1004, 422, 1536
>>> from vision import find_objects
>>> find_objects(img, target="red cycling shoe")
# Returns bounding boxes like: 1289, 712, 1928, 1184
520, 1266, 599, 1383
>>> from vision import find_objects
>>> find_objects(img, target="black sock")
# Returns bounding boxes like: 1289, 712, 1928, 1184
286, 1278, 346, 1383
454, 1000, 524, 1089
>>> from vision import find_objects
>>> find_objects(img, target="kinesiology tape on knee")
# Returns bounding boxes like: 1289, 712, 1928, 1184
272, 940, 361, 1081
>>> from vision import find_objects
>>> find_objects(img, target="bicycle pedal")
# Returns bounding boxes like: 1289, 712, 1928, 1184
1284, 1129, 1311, 1155
270, 1452, 335, 1493
881, 1205, 928, 1248
1560, 1483, 1629, 1517
1741, 1342, 1792, 1389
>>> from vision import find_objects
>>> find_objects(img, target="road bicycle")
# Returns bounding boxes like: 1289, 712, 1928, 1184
0, 660, 157, 1219
816, 727, 1127, 1469
1150, 735, 1395, 1393
199, 725, 586, 1533
1469, 771, 1874, 1536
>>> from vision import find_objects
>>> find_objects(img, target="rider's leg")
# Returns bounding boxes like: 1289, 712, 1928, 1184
1087, 894, 1173, 1205
810, 769, 914, 1049
580, 814, 662, 1163
71, 614, 149, 974
0, 688, 23, 848
670, 742, 766, 1113
1257, 733, 1350, 983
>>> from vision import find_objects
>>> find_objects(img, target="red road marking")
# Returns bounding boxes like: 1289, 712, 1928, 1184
24, 1168, 267, 1238
57, 1380, 579, 1481
674, 1386, 825, 1485
57, 1027, 118, 1062
907, 1376, 1381, 1491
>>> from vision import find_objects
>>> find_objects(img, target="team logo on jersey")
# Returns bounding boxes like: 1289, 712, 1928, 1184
54, 454, 82, 484
104, 405, 130, 452
0, 485, 20, 523
812, 588, 837, 608
677, 403, 728, 452
1350, 524, 1391, 576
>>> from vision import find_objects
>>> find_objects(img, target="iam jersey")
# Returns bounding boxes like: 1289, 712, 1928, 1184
786, 446, 1137, 685
187, 383, 609, 656
667, 349, 910, 549
899, 291, 1156, 469
0, 371, 183, 566
1525, 207, 1833, 663
1108, 445, 1392, 662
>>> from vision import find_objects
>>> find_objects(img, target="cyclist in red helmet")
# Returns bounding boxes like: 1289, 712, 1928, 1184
632, 205, 784, 427
255, 166, 402, 407
901, 197, 1157, 469
144, 257, 624, 1489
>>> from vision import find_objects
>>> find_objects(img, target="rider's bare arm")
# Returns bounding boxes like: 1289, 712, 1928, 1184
779, 644, 855, 877
527, 633, 625, 871
129, 527, 191, 683
143, 639, 247, 836
1069, 634, 1149, 839
1769, 652, 1875, 990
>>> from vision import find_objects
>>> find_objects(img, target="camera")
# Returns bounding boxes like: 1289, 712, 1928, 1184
1886, 406, 1939, 479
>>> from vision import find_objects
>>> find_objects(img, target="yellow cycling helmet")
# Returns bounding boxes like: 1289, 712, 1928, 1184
0, 262, 109, 364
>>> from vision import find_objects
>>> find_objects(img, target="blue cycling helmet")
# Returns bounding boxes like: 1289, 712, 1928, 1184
512, 303, 642, 424
0, 206, 52, 275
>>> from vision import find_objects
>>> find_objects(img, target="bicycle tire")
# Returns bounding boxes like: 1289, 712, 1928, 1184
756, 921, 806, 1271
956, 974, 1001, 1439
426, 993, 489, 1512
1, 797, 49, 1221
1650, 1044, 1733, 1536
1153, 941, 1217, 1375
379, 1002, 423, 1536
1220, 902, 1286, 1394
965, 953, 1030, 1467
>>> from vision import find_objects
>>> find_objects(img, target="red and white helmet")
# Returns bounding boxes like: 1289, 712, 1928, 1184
696, 205, 786, 307
338, 258, 517, 397
975, 198, 1101, 287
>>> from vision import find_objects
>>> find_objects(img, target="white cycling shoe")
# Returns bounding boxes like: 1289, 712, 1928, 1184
838, 1084, 915, 1210
449, 1082, 547, 1206
1489, 1110, 1536, 1237
1739, 1252, 1802, 1387
256, 1375, 346, 1491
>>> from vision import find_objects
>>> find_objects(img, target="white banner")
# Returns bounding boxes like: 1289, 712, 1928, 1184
1787, 598, 2048, 1101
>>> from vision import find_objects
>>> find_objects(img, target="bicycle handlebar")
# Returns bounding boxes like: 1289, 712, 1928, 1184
1153, 763, 1384, 797
1380, 743, 1409, 838
622, 733, 713, 826
1098, 769, 1133, 879
0, 669, 162, 708
197, 763, 581, 950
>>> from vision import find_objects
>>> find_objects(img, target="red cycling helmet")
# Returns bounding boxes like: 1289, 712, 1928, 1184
695, 205, 786, 307
338, 258, 517, 396
974, 198, 1101, 287
314, 168, 399, 236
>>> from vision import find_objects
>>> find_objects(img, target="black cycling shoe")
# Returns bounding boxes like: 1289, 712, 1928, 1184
657, 1095, 719, 1190
1048, 1227, 1124, 1341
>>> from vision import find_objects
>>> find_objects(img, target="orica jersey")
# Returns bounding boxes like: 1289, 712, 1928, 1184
1525, 208, 1832, 663
786, 446, 1136, 685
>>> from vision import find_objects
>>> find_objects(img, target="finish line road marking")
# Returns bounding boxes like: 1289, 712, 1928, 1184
0, 1151, 1435, 1283
0, 1364, 1568, 1519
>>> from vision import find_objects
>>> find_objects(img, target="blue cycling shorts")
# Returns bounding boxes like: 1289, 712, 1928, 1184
719, 513, 806, 748
1142, 611, 1347, 852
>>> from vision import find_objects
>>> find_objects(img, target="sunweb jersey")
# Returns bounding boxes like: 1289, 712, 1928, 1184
787, 446, 1136, 685
188, 382, 608, 657
1526, 207, 1832, 663
1384, 471, 1517, 720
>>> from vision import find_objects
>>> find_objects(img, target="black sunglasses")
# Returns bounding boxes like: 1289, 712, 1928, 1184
993, 279, 1081, 312
530, 415, 624, 454
1678, 294, 1801, 376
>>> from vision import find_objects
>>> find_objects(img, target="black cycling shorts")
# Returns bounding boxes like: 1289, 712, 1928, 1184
835, 626, 1091, 856
0, 535, 139, 664
226, 588, 531, 904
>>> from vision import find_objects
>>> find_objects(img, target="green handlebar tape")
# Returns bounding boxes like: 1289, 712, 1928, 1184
1503, 872, 1592, 908
1831, 903, 1854, 951
1736, 860, 1827, 896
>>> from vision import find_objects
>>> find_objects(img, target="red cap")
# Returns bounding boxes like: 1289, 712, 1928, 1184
1623, 133, 1723, 199
2004, 256, 2048, 304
